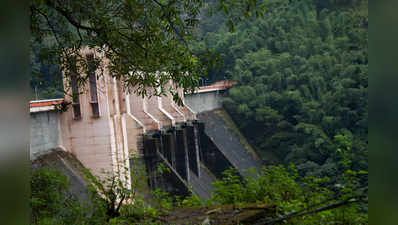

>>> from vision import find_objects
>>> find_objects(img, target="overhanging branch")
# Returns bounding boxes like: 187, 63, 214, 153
45, 0, 99, 32
253, 193, 367, 225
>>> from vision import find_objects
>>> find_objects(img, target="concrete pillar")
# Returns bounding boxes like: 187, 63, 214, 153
187, 124, 200, 177
175, 127, 190, 183
197, 122, 206, 162
161, 129, 177, 168
143, 135, 158, 188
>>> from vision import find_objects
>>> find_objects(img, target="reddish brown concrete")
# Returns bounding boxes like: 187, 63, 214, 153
30, 99, 63, 108
196, 80, 237, 93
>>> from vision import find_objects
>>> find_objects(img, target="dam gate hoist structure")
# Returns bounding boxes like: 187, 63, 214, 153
30, 49, 261, 199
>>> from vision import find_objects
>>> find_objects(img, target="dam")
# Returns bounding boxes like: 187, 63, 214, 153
30, 49, 262, 199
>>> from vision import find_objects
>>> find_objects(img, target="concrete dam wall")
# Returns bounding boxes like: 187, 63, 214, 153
141, 109, 263, 199
184, 84, 263, 176
28, 48, 262, 200
30, 110, 61, 159
30, 96, 263, 200
30, 99, 263, 200
142, 122, 219, 199
198, 109, 263, 176
184, 91, 224, 114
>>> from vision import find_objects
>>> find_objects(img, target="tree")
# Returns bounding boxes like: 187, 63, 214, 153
210, 166, 368, 225
199, 0, 367, 184
29, 0, 266, 101
30, 167, 91, 224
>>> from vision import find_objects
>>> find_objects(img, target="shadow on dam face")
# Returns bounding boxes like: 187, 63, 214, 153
141, 109, 263, 199
141, 120, 234, 199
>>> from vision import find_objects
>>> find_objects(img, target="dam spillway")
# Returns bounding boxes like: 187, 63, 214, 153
142, 121, 223, 198
29, 49, 262, 200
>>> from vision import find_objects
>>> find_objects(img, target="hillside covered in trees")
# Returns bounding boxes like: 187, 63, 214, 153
29, 0, 368, 224
193, 0, 368, 184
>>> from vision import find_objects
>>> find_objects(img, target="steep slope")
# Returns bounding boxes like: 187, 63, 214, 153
198, 109, 263, 175
189, 164, 217, 199
32, 148, 90, 203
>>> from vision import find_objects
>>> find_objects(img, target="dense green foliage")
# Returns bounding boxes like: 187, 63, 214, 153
29, 0, 265, 102
208, 166, 367, 224
31, 165, 367, 224
30, 0, 368, 223
194, 0, 368, 184
30, 165, 160, 225
30, 168, 89, 224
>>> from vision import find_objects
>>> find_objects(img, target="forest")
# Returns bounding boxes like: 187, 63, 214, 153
30, 0, 368, 224
193, 0, 368, 185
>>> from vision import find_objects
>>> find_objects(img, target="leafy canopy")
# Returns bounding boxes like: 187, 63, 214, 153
194, 0, 368, 185
30, 0, 266, 100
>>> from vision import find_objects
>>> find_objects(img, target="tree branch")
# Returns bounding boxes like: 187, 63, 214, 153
254, 193, 367, 225
151, 0, 189, 46
115, 193, 126, 213
116, 30, 148, 52
45, 0, 99, 32
33, 6, 66, 54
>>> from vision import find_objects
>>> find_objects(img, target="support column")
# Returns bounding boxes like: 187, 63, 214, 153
161, 132, 172, 167
187, 122, 200, 177
143, 134, 161, 188
161, 128, 177, 168
175, 126, 189, 183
